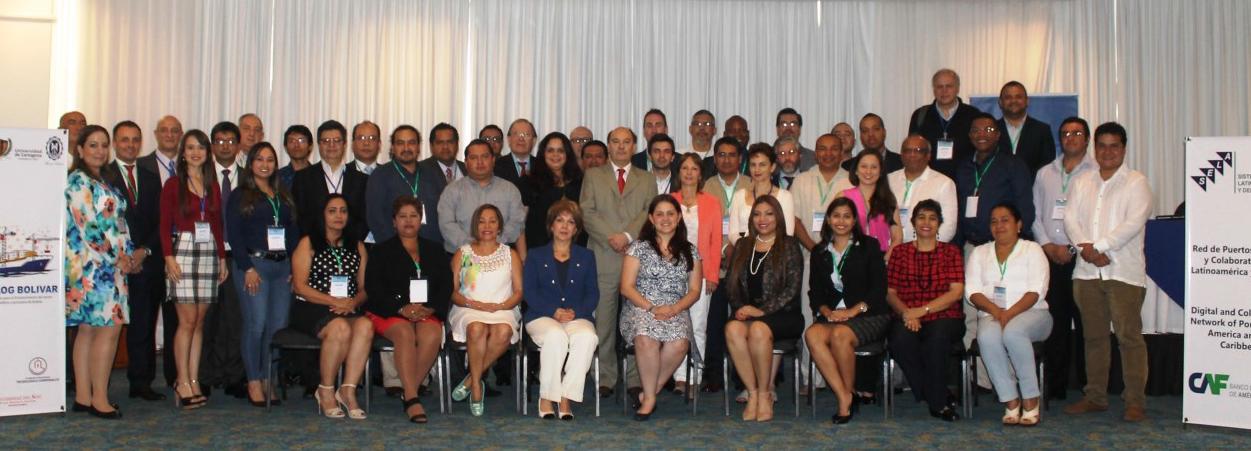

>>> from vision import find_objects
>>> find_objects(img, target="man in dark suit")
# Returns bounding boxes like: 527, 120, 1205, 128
842, 113, 904, 173
102, 121, 167, 401
494, 118, 537, 206
632, 108, 670, 169
137, 115, 183, 185
908, 68, 983, 179
291, 120, 369, 242
417, 123, 466, 244
996, 81, 1057, 174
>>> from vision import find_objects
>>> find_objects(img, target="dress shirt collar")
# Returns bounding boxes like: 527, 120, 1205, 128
611, 161, 632, 179
438, 161, 461, 179
322, 160, 346, 177
354, 160, 377, 174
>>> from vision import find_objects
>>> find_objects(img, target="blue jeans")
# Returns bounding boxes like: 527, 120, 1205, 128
977, 310, 1053, 402
234, 257, 293, 382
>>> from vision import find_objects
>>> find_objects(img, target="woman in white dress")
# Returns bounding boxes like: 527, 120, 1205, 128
448, 204, 523, 416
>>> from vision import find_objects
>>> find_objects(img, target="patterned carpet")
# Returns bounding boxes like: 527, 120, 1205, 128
6, 371, 1250, 449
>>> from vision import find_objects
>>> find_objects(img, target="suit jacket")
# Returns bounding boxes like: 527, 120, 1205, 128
291, 163, 369, 241
579, 163, 657, 276
137, 152, 161, 178
494, 153, 536, 206
996, 116, 1056, 175
808, 236, 888, 318
416, 158, 466, 244
522, 244, 599, 323
909, 99, 982, 179
364, 236, 452, 321
631, 151, 649, 170
102, 161, 163, 270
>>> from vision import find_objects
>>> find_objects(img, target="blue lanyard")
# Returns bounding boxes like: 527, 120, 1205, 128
324, 169, 344, 193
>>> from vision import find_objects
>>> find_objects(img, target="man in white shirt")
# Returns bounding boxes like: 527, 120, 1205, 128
789, 132, 849, 393
1030, 117, 1097, 402
887, 134, 959, 243
351, 121, 382, 175
682, 110, 718, 178
1061, 122, 1152, 422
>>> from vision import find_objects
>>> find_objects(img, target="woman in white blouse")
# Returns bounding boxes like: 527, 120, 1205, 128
965, 203, 1052, 427
727, 144, 795, 247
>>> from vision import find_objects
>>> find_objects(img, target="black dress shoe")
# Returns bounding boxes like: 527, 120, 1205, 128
88, 404, 122, 420
73, 401, 118, 412
129, 387, 168, 401
930, 406, 960, 422
598, 386, 614, 398
627, 387, 643, 409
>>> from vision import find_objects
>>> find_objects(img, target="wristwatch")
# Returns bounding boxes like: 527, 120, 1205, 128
1066, 244, 1078, 256
923, 305, 931, 314
859, 304, 868, 313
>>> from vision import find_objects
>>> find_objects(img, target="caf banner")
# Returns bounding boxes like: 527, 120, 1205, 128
1184, 136, 1251, 430
0, 128, 68, 417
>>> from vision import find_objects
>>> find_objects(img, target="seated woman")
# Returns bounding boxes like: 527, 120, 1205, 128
966, 203, 1051, 427
804, 197, 890, 425
886, 199, 965, 421
522, 200, 599, 420
289, 194, 373, 419
619, 195, 702, 421
724, 195, 805, 422
449, 204, 523, 417
364, 197, 451, 424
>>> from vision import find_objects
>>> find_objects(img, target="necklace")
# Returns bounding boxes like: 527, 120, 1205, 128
749, 248, 771, 275
755, 234, 775, 243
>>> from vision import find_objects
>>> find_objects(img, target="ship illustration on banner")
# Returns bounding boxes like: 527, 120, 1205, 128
0, 227, 55, 277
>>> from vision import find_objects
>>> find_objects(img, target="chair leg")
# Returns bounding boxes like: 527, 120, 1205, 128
522, 349, 529, 416
594, 354, 601, 418
792, 354, 800, 418
885, 357, 895, 420
444, 351, 454, 416
436, 353, 446, 414
621, 355, 629, 416
1039, 358, 1048, 411
962, 355, 973, 419
265, 348, 274, 412
881, 356, 890, 420
722, 355, 731, 416
514, 346, 522, 414
809, 358, 816, 418
692, 362, 700, 416
364, 357, 371, 414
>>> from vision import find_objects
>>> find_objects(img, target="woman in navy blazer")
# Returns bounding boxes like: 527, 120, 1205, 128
522, 200, 600, 420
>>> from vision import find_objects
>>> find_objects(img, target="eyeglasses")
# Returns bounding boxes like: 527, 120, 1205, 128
572, 137, 591, 144
319, 137, 344, 144
971, 126, 998, 134
1061, 131, 1087, 138
691, 121, 714, 128
776, 149, 798, 156
287, 137, 308, 144
354, 135, 379, 141
212, 139, 237, 146
715, 152, 739, 158
481, 136, 503, 143
778, 121, 800, 128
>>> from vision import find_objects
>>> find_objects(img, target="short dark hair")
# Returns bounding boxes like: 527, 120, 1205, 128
391, 195, 423, 218
859, 113, 884, 128
1000, 80, 1028, 96
284, 125, 313, 146
464, 139, 494, 157
581, 140, 607, 159
112, 120, 141, 137
430, 122, 459, 144
969, 112, 997, 127
317, 120, 347, 140
648, 133, 675, 153
691, 109, 715, 121
478, 124, 503, 137
211, 121, 240, 140
776, 107, 803, 126
1094, 121, 1128, 146
1059, 116, 1090, 137
911, 199, 944, 226
714, 136, 745, 157
747, 142, 775, 164
644, 108, 667, 125
991, 202, 1022, 223
390, 125, 420, 144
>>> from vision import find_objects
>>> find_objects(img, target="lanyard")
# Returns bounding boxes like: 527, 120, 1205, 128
329, 247, 346, 275
972, 153, 998, 194
996, 240, 1019, 281
265, 195, 281, 226
716, 175, 740, 212
1061, 165, 1075, 194
901, 179, 915, 206
393, 161, 419, 197
831, 242, 850, 276
325, 169, 344, 194
816, 172, 839, 206
198, 195, 206, 221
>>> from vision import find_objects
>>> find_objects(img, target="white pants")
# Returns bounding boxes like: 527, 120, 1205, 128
526, 317, 598, 403
675, 284, 711, 384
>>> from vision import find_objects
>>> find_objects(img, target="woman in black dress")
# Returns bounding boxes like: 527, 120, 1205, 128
805, 197, 891, 424
289, 194, 373, 419
525, 132, 584, 248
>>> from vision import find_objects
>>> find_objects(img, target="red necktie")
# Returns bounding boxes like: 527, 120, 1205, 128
518, 161, 528, 177
124, 164, 137, 204
445, 167, 454, 183
617, 168, 626, 194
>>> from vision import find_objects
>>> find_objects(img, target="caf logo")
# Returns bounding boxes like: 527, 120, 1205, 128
46, 137, 64, 161
28, 357, 47, 376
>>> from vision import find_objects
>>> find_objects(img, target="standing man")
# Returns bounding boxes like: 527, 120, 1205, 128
366, 125, 426, 244
581, 140, 609, 171
844, 113, 903, 173
238, 113, 265, 151
647, 134, 678, 194
138, 115, 183, 184
581, 127, 657, 398
351, 121, 382, 175
830, 122, 856, 164
888, 135, 959, 243
204, 121, 248, 398
699, 136, 752, 392
417, 123, 466, 244
775, 107, 815, 171
774, 137, 803, 190
438, 139, 527, 253
495, 118, 538, 206
1062, 122, 1152, 422
570, 126, 594, 168
1032, 117, 1098, 402
291, 120, 370, 241
909, 68, 982, 179
632, 109, 669, 168
478, 124, 505, 155
59, 111, 88, 155
102, 121, 166, 401
684, 110, 718, 177
997, 81, 1057, 174
277, 125, 314, 190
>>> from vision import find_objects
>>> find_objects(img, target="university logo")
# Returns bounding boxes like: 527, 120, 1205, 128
46, 137, 64, 161
1190, 151, 1233, 191
1188, 372, 1230, 395
0, 137, 11, 158
28, 357, 47, 376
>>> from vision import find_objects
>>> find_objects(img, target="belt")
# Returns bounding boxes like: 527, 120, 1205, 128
248, 250, 288, 262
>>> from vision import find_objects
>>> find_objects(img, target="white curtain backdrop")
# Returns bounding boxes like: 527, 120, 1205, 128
50, 0, 1251, 214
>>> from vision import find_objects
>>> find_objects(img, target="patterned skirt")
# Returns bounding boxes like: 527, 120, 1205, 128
168, 232, 220, 304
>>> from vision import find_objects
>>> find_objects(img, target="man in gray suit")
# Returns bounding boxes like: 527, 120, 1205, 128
581, 127, 658, 398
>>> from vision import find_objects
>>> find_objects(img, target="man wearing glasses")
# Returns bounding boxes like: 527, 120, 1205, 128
494, 118, 538, 206
569, 126, 594, 168
291, 120, 370, 241
775, 107, 815, 172
683, 110, 719, 178
205, 121, 249, 399
478, 124, 505, 155
351, 121, 382, 175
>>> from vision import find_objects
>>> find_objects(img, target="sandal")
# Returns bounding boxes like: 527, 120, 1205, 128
403, 396, 428, 424
1020, 403, 1041, 427
315, 385, 344, 418
337, 384, 366, 420
1002, 403, 1022, 426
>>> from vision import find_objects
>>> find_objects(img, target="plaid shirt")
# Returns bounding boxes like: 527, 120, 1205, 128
887, 242, 964, 322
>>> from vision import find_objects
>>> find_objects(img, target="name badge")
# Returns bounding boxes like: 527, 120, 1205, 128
409, 279, 428, 304
365, 232, 376, 244
965, 196, 979, 218
267, 227, 286, 250
936, 139, 955, 160
1051, 199, 1067, 220
811, 211, 825, 233
722, 217, 731, 236
330, 275, 350, 298
992, 285, 1008, 308
899, 207, 910, 223
194, 221, 212, 243
421, 214, 427, 225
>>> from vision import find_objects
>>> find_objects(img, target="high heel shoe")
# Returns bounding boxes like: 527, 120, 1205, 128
537, 400, 556, 420
832, 393, 858, 424
1020, 403, 1041, 427
451, 376, 472, 402
72, 401, 117, 413
742, 391, 758, 421
756, 391, 775, 422
633, 399, 656, 421
337, 384, 366, 420
315, 384, 345, 418
88, 403, 122, 420
174, 382, 204, 410
189, 379, 208, 404
403, 397, 428, 424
